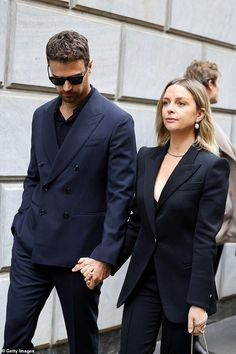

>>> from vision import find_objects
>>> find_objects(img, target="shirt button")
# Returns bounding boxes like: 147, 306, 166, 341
63, 212, 70, 219
43, 185, 49, 192
38, 161, 45, 167
73, 164, 79, 172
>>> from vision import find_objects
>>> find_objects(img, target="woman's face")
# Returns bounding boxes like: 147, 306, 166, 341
162, 84, 202, 135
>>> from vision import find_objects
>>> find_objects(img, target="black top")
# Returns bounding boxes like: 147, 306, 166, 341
54, 86, 95, 148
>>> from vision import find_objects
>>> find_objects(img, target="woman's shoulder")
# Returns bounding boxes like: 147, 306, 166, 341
197, 149, 229, 170
137, 145, 163, 158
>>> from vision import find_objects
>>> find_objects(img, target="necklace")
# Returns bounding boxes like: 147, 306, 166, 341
167, 150, 184, 157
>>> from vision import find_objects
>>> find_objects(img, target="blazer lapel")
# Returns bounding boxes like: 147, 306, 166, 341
41, 97, 60, 166
155, 145, 201, 213
44, 90, 104, 185
143, 145, 168, 236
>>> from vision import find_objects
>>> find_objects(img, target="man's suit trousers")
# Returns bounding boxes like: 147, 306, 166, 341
3, 237, 101, 354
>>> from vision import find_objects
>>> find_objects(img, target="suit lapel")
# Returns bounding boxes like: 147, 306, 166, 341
143, 145, 168, 236
143, 145, 201, 234
155, 145, 201, 212
44, 89, 104, 185
42, 97, 60, 166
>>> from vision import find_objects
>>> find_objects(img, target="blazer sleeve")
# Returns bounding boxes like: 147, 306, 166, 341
111, 147, 146, 274
186, 157, 229, 310
11, 113, 40, 235
90, 114, 137, 266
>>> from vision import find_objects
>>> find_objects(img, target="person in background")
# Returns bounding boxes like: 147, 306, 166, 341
184, 60, 236, 354
2, 30, 136, 354
115, 78, 229, 354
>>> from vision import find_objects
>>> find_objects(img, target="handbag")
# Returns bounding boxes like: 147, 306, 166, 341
190, 333, 209, 354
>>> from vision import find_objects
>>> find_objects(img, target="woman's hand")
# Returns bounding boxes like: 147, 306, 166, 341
188, 305, 208, 336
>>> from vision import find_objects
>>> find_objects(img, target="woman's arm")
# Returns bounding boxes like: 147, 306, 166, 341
187, 157, 229, 330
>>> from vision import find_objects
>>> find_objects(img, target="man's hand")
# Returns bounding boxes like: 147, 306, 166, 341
72, 257, 111, 289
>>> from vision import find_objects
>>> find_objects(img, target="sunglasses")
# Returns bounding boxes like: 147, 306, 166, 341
47, 66, 87, 86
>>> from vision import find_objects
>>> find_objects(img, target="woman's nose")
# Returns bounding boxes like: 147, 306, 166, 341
167, 103, 174, 112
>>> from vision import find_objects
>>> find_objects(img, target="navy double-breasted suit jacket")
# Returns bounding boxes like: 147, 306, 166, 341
117, 144, 229, 323
12, 88, 136, 268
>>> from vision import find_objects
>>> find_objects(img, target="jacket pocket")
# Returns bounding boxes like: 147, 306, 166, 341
73, 211, 106, 216
85, 138, 105, 147
178, 182, 202, 191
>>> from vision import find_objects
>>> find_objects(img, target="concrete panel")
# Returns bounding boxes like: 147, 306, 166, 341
120, 28, 201, 100
0, 0, 7, 84
232, 116, 236, 146
216, 244, 236, 299
0, 183, 23, 269
74, 0, 166, 26
205, 47, 236, 110
9, 2, 121, 95
170, 0, 236, 45
118, 102, 157, 149
214, 113, 232, 139
0, 93, 50, 176
33, 292, 54, 346
51, 291, 67, 343
0, 273, 9, 346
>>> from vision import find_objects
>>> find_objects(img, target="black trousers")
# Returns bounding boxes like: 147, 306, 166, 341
119, 260, 191, 354
3, 237, 101, 354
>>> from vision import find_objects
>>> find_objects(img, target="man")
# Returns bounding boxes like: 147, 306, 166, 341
184, 60, 236, 354
2, 30, 136, 354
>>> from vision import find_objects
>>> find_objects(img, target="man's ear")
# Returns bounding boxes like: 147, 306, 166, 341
88, 60, 93, 73
207, 79, 215, 92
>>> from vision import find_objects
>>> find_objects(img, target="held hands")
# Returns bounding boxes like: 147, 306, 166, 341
72, 257, 111, 290
188, 305, 208, 336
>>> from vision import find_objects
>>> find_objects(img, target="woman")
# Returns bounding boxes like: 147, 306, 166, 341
117, 78, 229, 354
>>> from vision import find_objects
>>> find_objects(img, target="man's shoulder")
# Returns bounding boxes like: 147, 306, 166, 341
93, 88, 133, 122
214, 122, 236, 161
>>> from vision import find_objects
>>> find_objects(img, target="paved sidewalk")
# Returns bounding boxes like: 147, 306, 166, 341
154, 316, 236, 354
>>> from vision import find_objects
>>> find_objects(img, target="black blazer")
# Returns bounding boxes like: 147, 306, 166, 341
117, 144, 229, 323
11, 88, 136, 268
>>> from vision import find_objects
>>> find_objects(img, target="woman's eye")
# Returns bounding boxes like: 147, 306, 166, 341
163, 101, 169, 106
178, 102, 185, 107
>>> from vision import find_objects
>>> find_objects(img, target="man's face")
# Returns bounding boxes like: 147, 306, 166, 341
48, 59, 92, 106
208, 78, 220, 104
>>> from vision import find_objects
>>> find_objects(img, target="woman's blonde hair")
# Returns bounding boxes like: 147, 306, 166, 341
156, 78, 219, 155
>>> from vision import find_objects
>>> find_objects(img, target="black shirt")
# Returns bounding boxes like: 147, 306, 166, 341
54, 86, 95, 148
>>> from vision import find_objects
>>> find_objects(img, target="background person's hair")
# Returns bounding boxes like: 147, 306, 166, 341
156, 78, 219, 155
184, 60, 219, 88
46, 30, 90, 67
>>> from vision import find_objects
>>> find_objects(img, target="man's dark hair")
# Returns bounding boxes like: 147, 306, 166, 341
184, 60, 219, 88
46, 30, 90, 67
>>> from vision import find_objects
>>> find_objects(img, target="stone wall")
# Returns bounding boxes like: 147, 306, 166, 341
0, 0, 236, 349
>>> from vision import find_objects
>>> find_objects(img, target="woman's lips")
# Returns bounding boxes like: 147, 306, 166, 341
165, 118, 177, 123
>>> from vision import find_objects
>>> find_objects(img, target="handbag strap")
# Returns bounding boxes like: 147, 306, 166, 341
191, 333, 209, 354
